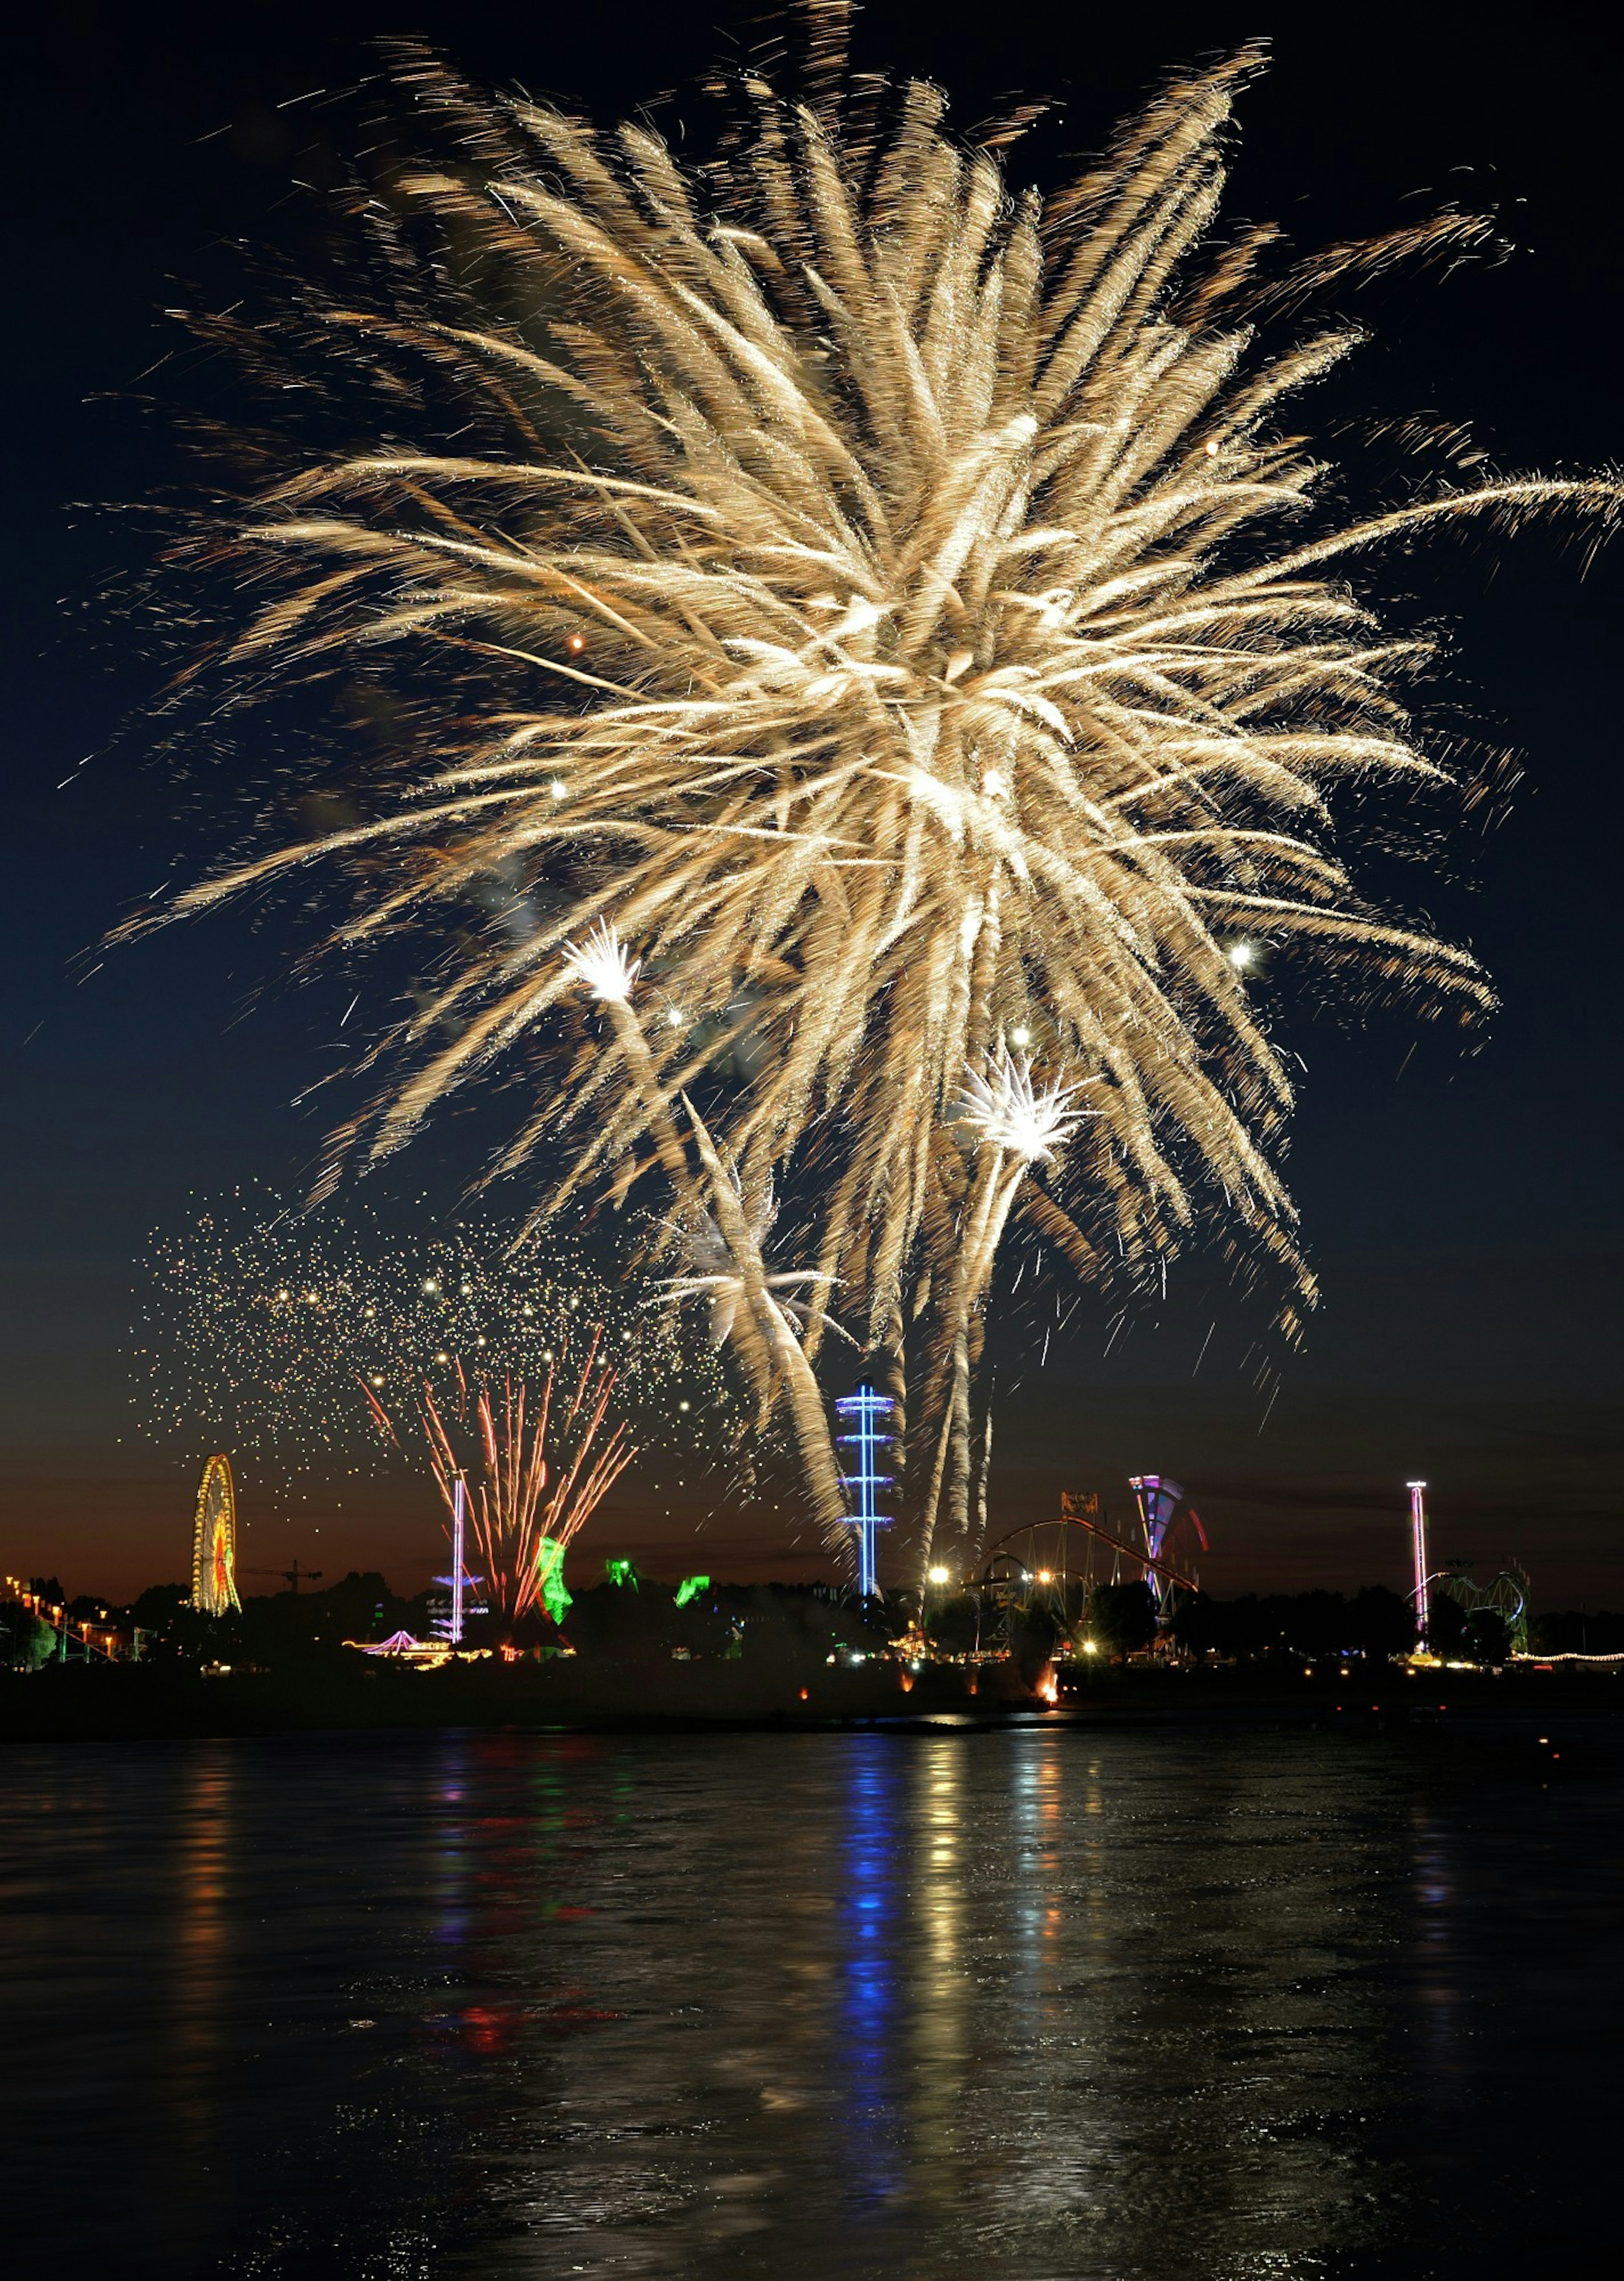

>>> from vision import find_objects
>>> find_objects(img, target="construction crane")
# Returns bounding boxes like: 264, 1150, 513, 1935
244, 1561, 324, 1595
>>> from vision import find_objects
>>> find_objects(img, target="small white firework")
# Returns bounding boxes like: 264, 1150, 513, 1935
655, 1178, 853, 1350
955, 1051, 1094, 1165
560, 920, 640, 1005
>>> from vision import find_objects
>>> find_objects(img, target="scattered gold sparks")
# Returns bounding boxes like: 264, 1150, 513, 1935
132, 1191, 730, 1522
138, 29, 1618, 1579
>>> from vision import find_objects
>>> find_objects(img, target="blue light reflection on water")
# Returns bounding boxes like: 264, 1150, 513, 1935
3, 1727, 1623, 2278
838, 1739, 902, 2206
432, 1742, 471, 1952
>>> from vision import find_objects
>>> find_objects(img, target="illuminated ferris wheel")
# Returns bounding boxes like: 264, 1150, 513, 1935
190, 1453, 243, 1616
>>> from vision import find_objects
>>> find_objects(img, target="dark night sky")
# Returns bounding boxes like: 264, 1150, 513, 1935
3, 1, 1620, 1603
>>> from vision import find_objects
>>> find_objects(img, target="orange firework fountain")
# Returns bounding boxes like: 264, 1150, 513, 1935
365, 1338, 634, 1631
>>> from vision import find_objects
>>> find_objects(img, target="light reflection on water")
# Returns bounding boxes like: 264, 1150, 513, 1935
2, 1726, 1617, 2277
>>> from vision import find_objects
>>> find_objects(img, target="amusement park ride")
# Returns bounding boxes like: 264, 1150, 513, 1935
431, 1474, 487, 1646
190, 1454, 243, 1616
952, 1478, 1210, 1649
950, 1479, 1533, 1662
833, 1375, 1210, 1638
833, 1374, 1201, 1630
144, 1438, 1528, 1673
1405, 1481, 1530, 1657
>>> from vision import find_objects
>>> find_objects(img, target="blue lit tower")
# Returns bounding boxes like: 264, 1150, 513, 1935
836, 1382, 895, 1599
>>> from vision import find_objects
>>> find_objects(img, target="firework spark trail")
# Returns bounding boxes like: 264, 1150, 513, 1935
551, 911, 858, 1537
555, 902, 860, 1547
560, 920, 809, 1447
677, 1088, 852, 1539
134, 25, 1620, 1578
413, 1353, 633, 1628
657, 1192, 834, 1351
911, 1051, 1098, 1574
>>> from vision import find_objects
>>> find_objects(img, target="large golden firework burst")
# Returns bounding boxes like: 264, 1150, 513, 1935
141, 27, 1616, 1578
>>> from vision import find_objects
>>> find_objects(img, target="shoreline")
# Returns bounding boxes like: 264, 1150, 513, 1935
6, 1657, 1621, 1748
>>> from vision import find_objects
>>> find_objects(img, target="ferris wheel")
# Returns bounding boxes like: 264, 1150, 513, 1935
190, 1453, 243, 1616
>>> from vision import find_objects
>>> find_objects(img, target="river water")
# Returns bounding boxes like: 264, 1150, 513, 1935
3, 1721, 1617, 2276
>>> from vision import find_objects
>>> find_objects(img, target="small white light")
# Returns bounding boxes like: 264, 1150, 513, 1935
549, 778, 567, 799
1204, 439, 1221, 457
1227, 941, 1256, 969
562, 918, 640, 1005
927, 1565, 951, 1585
1009, 1025, 1031, 1048
678, 1399, 691, 1412
665, 1005, 685, 1028
982, 767, 1007, 798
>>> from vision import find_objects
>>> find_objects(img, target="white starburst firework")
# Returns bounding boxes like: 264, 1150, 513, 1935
657, 1178, 850, 1351
560, 920, 640, 1005
955, 1052, 1094, 1166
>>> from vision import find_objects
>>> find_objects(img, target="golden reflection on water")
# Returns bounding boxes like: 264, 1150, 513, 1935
441, 1729, 1410, 2272
17, 1727, 1582, 2278
165, 1743, 236, 2226
902, 1737, 978, 2226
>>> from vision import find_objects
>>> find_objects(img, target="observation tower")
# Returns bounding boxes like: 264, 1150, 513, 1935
836, 1382, 894, 1599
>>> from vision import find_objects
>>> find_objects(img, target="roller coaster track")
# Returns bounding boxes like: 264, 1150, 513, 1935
971, 1512, 1200, 1597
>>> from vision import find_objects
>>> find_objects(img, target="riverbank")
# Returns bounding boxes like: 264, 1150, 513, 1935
5, 1652, 1622, 1745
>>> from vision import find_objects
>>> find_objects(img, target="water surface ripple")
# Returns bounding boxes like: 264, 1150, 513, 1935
3, 1725, 1616, 2276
